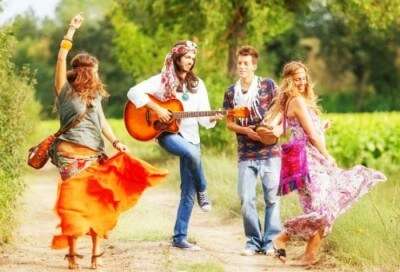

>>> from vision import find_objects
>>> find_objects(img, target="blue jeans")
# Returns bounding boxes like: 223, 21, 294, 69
158, 133, 207, 242
238, 158, 282, 251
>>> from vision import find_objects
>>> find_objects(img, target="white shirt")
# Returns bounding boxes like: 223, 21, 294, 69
127, 73, 215, 144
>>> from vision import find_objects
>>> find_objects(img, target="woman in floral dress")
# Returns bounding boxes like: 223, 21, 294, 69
266, 61, 386, 266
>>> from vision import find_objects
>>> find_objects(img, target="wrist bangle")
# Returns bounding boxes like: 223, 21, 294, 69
63, 37, 73, 42
112, 139, 120, 148
60, 39, 73, 50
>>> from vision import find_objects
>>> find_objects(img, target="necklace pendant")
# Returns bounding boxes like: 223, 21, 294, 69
182, 92, 189, 101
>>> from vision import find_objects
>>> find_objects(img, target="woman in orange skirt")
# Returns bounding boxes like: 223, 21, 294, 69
50, 14, 167, 269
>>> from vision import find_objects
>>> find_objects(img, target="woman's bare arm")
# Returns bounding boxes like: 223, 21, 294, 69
54, 14, 83, 95
292, 97, 332, 160
99, 108, 128, 152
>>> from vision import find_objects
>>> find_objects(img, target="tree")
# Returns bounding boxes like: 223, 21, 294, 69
329, 0, 400, 31
113, 0, 311, 78
303, 1, 400, 110
8, 0, 131, 117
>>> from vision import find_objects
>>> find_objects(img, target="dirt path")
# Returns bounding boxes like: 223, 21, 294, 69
0, 167, 341, 272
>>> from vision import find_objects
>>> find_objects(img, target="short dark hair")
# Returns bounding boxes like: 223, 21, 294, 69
236, 45, 259, 64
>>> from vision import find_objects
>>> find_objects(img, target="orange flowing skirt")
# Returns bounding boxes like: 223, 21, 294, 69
52, 152, 168, 249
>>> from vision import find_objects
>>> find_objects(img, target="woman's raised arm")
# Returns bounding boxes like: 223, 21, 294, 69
54, 13, 84, 95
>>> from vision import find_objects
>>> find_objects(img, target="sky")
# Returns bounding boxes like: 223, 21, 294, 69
0, 0, 60, 25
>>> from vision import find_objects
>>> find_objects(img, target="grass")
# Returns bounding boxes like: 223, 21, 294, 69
31, 119, 400, 271
326, 175, 400, 271
111, 192, 173, 242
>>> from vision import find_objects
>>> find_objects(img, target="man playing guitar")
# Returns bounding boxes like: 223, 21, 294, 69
127, 41, 222, 251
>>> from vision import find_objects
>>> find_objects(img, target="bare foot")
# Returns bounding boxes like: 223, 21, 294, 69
91, 252, 104, 269
65, 254, 83, 270
291, 255, 318, 266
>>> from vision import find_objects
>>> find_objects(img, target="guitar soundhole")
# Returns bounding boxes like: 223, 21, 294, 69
153, 121, 170, 131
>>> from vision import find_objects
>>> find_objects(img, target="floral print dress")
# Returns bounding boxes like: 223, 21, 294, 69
283, 109, 386, 240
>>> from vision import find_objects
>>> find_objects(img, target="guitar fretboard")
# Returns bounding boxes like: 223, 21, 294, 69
172, 110, 227, 119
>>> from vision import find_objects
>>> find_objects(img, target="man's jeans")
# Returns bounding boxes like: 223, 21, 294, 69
158, 133, 207, 242
238, 158, 281, 251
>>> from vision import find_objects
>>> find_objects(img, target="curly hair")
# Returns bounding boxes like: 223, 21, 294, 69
66, 53, 109, 103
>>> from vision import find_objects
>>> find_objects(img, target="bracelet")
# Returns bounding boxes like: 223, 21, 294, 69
60, 39, 73, 50
63, 36, 73, 42
112, 139, 120, 148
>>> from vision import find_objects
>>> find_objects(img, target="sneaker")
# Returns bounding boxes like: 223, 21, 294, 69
172, 240, 201, 251
241, 248, 257, 256
197, 190, 212, 212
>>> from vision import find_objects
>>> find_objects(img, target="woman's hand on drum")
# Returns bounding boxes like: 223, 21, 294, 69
272, 125, 284, 137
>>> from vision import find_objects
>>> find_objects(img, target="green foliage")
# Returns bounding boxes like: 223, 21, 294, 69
302, 3, 400, 110
326, 113, 400, 171
0, 30, 40, 243
7, 12, 53, 116
321, 92, 400, 112
112, 0, 304, 85
8, 1, 131, 117
111, 7, 182, 81
6, 0, 400, 117
329, 0, 400, 31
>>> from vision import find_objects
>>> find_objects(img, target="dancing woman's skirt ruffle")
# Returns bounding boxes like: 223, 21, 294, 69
52, 152, 168, 249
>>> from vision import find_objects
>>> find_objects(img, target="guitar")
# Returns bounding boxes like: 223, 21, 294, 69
124, 94, 249, 141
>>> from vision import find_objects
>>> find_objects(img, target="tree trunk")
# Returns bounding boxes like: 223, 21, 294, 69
355, 72, 368, 111
226, 3, 247, 78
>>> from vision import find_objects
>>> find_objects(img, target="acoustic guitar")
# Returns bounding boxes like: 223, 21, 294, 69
124, 94, 249, 141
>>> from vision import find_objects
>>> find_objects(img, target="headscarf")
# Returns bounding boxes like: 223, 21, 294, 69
160, 41, 198, 100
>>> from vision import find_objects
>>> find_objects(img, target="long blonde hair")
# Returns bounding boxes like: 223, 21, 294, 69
266, 61, 320, 122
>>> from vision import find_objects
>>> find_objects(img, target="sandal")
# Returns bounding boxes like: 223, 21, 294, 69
274, 247, 287, 263
64, 253, 83, 270
272, 239, 287, 263
91, 251, 105, 269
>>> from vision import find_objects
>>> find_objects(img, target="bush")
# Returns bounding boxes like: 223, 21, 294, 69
321, 92, 400, 112
326, 112, 400, 172
0, 30, 41, 243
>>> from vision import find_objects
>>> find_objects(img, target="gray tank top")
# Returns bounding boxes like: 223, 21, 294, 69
56, 82, 105, 152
